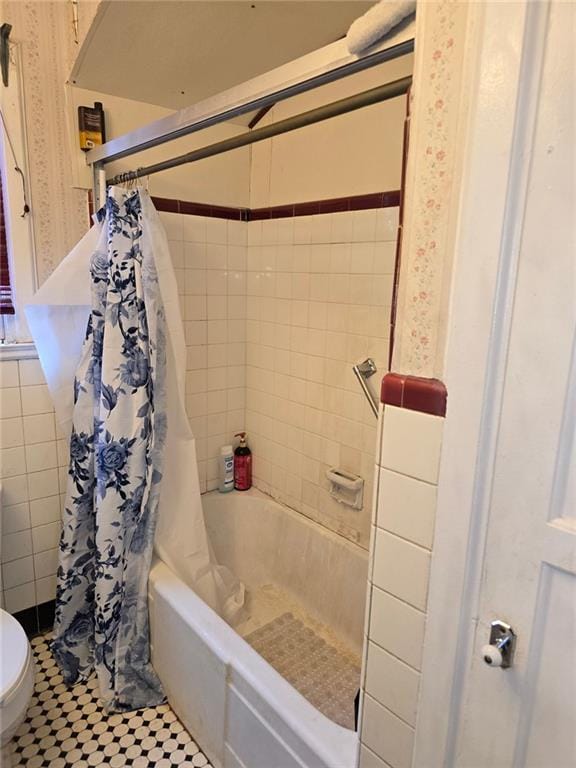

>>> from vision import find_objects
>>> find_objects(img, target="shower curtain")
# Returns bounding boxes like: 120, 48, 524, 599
26, 186, 245, 711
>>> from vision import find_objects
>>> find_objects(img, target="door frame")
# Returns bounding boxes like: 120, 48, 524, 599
412, 1, 553, 764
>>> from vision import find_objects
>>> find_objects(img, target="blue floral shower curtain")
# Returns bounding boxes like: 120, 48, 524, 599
52, 187, 166, 711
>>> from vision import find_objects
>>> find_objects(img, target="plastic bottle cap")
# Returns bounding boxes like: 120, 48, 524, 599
221, 445, 233, 455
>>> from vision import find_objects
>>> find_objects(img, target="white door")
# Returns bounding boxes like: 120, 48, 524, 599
415, 1, 576, 766
456, 1, 576, 761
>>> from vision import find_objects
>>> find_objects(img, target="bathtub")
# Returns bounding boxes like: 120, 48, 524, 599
148, 487, 368, 768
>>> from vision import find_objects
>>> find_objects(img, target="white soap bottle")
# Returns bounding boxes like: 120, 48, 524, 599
219, 445, 234, 493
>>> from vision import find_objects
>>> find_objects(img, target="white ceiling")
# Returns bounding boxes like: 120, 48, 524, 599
71, 0, 374, 113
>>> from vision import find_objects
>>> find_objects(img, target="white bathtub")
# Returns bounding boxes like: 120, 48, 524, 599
149, 488, 368, 768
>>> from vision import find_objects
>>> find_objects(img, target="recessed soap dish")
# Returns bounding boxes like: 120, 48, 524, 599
326, 468, 364, 510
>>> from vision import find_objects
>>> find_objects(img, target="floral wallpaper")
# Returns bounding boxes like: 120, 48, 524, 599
392, 0, 471, 378
3, 1, 99, 284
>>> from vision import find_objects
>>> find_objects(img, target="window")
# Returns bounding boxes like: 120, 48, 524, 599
0, 172, 15, 316
0, 39, 36, 346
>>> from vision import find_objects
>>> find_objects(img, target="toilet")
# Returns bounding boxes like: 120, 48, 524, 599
0, 483, 35, 765
0, 609, 35, 766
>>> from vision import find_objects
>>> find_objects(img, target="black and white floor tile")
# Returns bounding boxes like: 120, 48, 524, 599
11, 635, 212, 768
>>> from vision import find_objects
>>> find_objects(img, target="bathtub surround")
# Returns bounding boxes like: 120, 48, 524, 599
359, 373, 446, 768
2, 191, 395, 620
246, 205, 398, 547
158, 190, 399, 546
160, 211, 249, 494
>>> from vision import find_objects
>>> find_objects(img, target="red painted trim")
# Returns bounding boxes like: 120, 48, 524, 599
381, 373, 447, 417
250, 190, 401, 221
87, 189, 399, 221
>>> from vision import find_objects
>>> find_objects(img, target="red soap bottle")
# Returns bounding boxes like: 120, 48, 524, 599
234, 432, 252, 491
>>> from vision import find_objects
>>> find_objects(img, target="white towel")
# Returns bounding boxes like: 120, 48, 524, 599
346, 0, 416, 55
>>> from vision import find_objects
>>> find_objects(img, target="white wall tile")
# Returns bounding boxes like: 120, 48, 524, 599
0, 361, 19, 388
25, 442, 58, 473
352, 210, 377, 242
57, 466, 67, 495
2, 474, 29, 506
4, 581, 36, 613
365, 641, 420, 726
0, 446, 26, 478
361, 694, 414, 768
206, 217, 228, 245
375, 208, 399, 242
0, 417, 24, 448
359, 745, 392, 768
21, 385, 53, 416
57, 439, 68, 468
28, 469, 59, 500
18, 359, 45, 386
23, 413, 55, 445
243, 208, 398, 546
370, 587, 426, 671
30, 495, 61, 528
377, 469, 437, 550
35, 575, 57, 604
182, 214, 206, 243
372, 529, 431, 612
34, 548, 58, 579
2, 529, 33, 562
2, 556, 34, 589
380, 405, 444, 484
2, 502, 31, 535
31, 522, 61, 553
0, 387, 22, 418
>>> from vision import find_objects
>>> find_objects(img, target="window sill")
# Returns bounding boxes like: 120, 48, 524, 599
0, 341, 37, 360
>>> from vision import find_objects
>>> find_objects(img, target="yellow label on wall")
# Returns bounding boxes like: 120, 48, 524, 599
79, 130, 103, 150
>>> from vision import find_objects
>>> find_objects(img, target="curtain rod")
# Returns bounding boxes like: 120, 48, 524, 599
107, 75, 411, 186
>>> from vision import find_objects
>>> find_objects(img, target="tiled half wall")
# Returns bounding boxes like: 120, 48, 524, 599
359, 375, 447, 768
0, 357, 68, 621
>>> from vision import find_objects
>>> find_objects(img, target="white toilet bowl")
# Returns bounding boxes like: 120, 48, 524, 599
0, 609, 35, 767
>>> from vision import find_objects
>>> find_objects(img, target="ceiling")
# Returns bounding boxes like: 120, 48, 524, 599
71, 1, 374, 114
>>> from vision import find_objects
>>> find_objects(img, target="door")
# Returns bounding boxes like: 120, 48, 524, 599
454, 1, 575, 765
413, 1, 576, 766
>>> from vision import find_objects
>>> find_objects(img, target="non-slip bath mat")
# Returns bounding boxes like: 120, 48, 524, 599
246, 612, 361, 730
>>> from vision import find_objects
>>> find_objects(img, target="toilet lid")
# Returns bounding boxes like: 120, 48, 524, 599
0, 609, 31, 703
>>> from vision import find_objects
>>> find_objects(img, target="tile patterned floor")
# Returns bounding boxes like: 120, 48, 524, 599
10, 635, 212, 768
246, 612, 360, 729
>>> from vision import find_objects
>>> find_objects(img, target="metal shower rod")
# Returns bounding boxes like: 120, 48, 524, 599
107, 75, 411, 186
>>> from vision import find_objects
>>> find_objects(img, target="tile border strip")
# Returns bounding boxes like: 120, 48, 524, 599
13, 599, 56, 638
381, 372, 447, 417
153, 197, 250, 221
250, 190, 400, 220
89, 190, 400, 221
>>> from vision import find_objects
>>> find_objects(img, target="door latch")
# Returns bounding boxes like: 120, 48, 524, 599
481, 620, 516, 668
